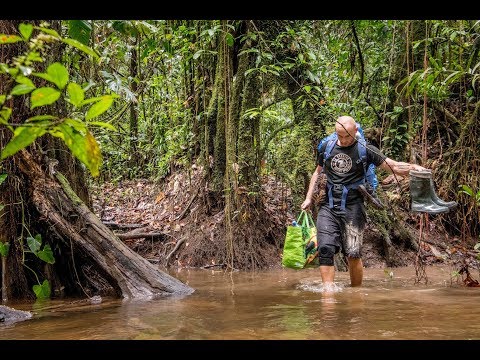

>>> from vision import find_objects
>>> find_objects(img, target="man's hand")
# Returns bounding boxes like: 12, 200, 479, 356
412, 164, 428, 172
301, 198, 312, 210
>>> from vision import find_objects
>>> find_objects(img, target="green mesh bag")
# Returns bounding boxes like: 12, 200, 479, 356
281, 210, 317, 269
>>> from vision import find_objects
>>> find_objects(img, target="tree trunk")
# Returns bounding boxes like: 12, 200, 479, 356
212, 34, 228, 195
129, 33, 139, 169
1, 20, 38, 300
16, 150, 194, 299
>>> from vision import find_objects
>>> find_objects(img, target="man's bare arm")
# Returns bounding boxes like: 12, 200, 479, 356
301, 165, 323, 209
379, 158, 427, 176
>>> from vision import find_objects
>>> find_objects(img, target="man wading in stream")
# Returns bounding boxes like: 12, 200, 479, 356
301, 116, 428, 289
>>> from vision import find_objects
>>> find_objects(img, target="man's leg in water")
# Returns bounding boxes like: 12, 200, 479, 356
316, 205, 341, 287
348, 257, 363, 286
343, 202, 367, 287
320, 265, 335, 284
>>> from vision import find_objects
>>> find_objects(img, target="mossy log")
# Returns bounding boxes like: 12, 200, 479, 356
17, 150, 194, 299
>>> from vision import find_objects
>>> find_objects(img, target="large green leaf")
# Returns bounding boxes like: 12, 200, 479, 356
225, 33, 234, 47
27, 234, 42, 254
33, 63, 69, 90
1, 125, 47, 159
33, 280, 51, 299
67, 82, 85, 107
63, 38, 99, 59
35, 26, 60, 39
19, 23, 33, 40
0, 95, 5, 105
50, 120, 102, 177
37, 244, 55, 264
0, 106, 12, 122
30, 87, 61, 109
15, 76, 35, 86
0, 34, 22, 44
11, 83, 36, 95
85, 95, 114, 120
68, 20, 92, 46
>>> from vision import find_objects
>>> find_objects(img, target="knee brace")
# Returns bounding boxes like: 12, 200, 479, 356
318, 244, 336, 266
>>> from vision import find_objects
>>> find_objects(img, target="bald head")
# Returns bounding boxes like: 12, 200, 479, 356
335, 116, 358, 146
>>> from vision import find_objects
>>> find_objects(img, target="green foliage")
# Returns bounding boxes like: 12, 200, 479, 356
260, 99, 315, 206
33, 279, 51, 299
63, 38, 99, 59
155, 122, 193, 179
68, 20, 91, 45
381, 108, 409, 158
458, 184, 480, 255
33, 62, 69, 89
0, 242, 9, 257
23, 233, 55, 299
26, 233, 55, 264
0, 22, 117, 177
400, 20, 480, 106
458, 184, 480, 204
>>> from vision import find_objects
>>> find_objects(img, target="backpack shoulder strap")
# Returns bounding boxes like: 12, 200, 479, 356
357, 139, 368, 174
324, 138, 336, 161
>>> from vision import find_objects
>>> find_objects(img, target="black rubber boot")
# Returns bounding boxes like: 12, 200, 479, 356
429, 175, 457, 209
409, 170, 450, 214
415, 169, 457, 209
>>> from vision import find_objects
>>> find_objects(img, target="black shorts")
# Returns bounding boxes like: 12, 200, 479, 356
316, 202, 367, 258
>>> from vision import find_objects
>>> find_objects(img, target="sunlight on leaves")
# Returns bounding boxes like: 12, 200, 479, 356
85, 95, 114, 120
33, 62, 69, 90
19, 23, 33, 41
1, 126, 47, 159
0, 34, 22, 44
51, 121, 102, 177
63, 38, 99, 59
11, 83, 36, 95
30, 87, 61, 109
67, 82, 85, 107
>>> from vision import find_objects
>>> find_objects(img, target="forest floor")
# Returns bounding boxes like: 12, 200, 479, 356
90, 163, 480, 287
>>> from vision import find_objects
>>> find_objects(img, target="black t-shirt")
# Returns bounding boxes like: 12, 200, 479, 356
316, 140, 386, 205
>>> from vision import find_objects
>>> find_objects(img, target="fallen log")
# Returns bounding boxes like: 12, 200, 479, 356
17, 150, 194, 299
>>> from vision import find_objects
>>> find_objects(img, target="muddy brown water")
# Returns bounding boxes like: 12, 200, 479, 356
1, 266, 479, 340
